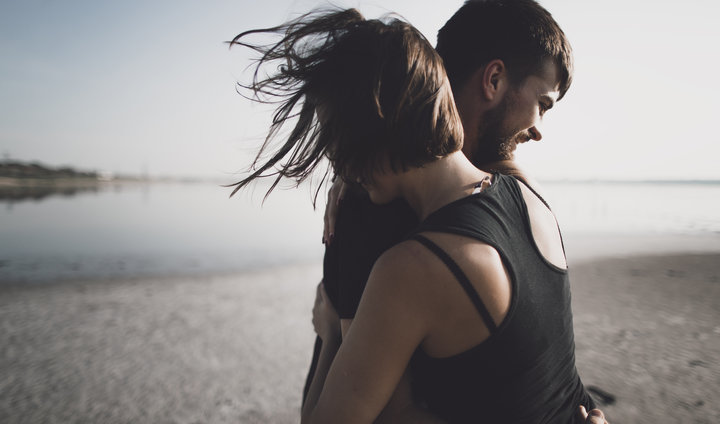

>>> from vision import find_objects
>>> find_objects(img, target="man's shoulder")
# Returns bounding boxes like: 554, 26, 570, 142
335, 190, 417, 250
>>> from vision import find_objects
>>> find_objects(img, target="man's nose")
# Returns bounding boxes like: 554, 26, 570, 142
529, 126, 542, 141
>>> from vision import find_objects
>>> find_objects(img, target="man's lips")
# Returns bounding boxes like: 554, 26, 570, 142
515, 134, 532, 144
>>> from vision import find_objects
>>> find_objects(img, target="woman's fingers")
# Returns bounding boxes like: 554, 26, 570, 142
323, 178, 347, 244
316, 280, 324, 301
579, 406, 608, 424
319, 281, 328, 302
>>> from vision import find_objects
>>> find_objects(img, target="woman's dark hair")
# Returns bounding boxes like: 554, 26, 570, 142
228, 8, 463, 198
436, 0, 573, 100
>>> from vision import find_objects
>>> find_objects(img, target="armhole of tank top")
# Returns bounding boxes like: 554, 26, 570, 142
510, 177, 568, 273
409, 234, 500, 335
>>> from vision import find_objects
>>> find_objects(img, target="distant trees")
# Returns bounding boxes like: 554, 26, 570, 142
0, 161, 98, 179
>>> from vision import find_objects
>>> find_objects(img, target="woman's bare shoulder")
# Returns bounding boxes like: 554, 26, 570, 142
360, 238, 452, 314
383, 233, 511, 313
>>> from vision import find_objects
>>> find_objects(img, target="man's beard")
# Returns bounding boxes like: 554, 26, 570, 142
470, 93, 522, 165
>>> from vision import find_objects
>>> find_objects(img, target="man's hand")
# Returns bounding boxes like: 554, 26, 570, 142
323, 178, 348, 244
579, 406, 609, 424
312, 281, 341, 342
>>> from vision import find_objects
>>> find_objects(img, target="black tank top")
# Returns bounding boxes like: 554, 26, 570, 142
409, 173, 595, 423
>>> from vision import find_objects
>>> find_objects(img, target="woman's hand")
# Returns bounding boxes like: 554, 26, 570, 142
579, 406, 609, 424
312, 281, 341, 342
323, 178, 348, 244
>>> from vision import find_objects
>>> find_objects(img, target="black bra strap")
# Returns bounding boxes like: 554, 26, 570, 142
410, 234, 498, 334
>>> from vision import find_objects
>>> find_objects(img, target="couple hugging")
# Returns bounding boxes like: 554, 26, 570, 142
231, 1, 609, 423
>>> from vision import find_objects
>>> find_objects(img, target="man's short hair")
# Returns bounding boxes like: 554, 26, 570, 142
436, 0, 573, 99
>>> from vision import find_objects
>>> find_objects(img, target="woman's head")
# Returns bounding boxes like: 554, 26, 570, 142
230, 8, 463, 197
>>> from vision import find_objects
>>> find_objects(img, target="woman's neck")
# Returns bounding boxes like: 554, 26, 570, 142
399, 151, 491, 221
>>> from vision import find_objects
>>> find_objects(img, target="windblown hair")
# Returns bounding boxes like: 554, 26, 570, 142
228, 8, 463, 198
437, 0, 574, 99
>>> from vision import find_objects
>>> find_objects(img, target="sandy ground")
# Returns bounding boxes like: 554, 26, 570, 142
1, 239, 719, 423
570, 253, 719, 423
0, 265, 320, 424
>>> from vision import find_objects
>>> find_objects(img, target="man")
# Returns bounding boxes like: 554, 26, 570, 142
305, 0, 608, 421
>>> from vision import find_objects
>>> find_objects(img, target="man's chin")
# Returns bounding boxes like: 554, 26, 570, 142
497, 141, 518, 161
471, 149, 511, 166
469, 137, 518, 164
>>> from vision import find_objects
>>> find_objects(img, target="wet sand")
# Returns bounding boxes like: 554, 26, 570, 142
1, 237, 719, 423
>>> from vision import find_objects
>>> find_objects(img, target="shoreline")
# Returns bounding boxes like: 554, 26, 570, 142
1, 240, 719, 423
1, 232, 718, 286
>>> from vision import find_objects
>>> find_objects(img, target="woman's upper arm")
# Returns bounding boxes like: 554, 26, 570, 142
308, 242, 433, 423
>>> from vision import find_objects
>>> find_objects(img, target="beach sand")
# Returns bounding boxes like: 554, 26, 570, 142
571, 253, 719, 423
1, 237, 719, 423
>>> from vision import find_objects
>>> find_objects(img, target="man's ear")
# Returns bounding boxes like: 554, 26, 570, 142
480, 59, 508, 103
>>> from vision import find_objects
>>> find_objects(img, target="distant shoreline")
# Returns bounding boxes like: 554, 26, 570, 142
0, 176, 147, 202
0, 160, 223, 201
0, 160, 103, 180
2, 160, 718, 185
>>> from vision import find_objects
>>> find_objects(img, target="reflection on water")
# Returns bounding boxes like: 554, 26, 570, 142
0, 181, 104, 203
0, 180, 325, 283
1, 179, 718, 283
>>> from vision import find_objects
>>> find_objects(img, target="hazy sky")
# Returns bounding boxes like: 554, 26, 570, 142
1, 0, 718, 180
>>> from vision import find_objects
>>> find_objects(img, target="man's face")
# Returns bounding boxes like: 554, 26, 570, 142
471, 60, 561, 164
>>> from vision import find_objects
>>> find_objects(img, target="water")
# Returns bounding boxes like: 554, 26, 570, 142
540, 181, 720, 235
0, 181, 325, 283
1, 180, 719, 283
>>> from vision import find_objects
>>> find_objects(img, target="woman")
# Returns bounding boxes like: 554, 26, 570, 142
231, 8, 600, 423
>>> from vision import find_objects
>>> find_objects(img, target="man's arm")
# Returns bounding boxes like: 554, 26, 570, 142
302, 283, 342, 423
302, 336, 341, 423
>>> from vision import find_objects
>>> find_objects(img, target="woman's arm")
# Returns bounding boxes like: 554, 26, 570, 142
303, 280, 445, 424
338, 321, 445, 424
302, 241, 435, 423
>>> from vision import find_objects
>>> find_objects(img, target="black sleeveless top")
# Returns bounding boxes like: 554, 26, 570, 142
409, 174, 595, 424
323, 183, 417, 318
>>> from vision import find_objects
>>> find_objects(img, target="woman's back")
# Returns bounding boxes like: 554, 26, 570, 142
405, 174, 594, 423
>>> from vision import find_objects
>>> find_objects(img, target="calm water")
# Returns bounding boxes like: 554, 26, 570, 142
0, 181, 325, 283
540, 181, 720, 235
1, 180, 719, 283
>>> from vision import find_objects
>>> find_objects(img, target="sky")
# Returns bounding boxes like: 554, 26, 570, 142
1, 0, 718, 181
